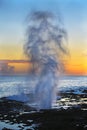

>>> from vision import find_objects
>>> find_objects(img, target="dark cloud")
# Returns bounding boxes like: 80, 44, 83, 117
0, 63, 14, 74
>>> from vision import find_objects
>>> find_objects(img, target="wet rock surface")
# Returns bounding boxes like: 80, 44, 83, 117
0, 97, 87, 130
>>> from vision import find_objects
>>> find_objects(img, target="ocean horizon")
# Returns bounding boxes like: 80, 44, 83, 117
0, 75, 87, 108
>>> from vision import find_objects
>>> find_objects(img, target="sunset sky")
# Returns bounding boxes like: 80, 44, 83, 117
0, 0, 87, 75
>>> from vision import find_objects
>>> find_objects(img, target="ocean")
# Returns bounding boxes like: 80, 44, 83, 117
0, 75, 87, 130
0, 75, 87, 108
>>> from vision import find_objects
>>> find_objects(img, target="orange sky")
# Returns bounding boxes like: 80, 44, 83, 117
0, 0, 87, 75
0, 42, 86, 75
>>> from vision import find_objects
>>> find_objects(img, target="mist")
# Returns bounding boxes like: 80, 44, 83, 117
24, 11, 67, 109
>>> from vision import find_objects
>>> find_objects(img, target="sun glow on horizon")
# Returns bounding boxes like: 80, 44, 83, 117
0, 0, 87, 75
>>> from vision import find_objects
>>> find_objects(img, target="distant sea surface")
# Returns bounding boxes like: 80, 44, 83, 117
0, 75, 87, 108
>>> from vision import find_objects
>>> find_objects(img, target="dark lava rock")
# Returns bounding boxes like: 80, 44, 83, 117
83, 89, 87, 93
2, 128, 12, 130
0, 98, 87, 130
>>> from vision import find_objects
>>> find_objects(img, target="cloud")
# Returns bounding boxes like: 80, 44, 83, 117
0, 62, 14, 74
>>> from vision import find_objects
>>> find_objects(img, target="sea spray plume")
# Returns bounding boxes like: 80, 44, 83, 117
24, 11, 67, 109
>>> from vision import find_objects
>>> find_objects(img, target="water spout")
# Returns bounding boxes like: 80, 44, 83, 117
24, 11, 67, 110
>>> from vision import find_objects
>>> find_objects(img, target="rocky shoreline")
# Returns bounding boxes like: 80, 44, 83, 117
0, 98, 87, 130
